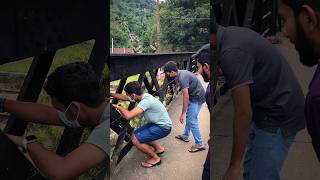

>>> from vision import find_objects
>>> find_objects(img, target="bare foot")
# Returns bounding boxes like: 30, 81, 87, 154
150, 146, 156, 152
149, 144, 165, 153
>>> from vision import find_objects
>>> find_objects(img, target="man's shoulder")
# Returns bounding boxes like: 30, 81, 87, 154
141, 93, 154, 102
309, 69, 320, 96
221, 26, 267, 52
138, 93, 154, 107
99, 104, 109, 123
179, 70, 195, 78
86, 120, 108, 154
224, 26, 260, 39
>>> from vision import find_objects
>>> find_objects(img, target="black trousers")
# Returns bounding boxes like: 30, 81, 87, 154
202, 167, 210, 180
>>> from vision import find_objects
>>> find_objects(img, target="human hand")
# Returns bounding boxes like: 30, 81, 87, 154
112, 104, 121, 113
179, 113, 186, 124
6, 134, 23, 147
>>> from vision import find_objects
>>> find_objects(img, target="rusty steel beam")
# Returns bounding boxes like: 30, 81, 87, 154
110, 53, 196, 169
4, 51, 56, 135
0, 0, 107, 64
110, 73, 145, 174
57, 38, 108, 157
243, 0, 256, 27
110, 53, 193, 81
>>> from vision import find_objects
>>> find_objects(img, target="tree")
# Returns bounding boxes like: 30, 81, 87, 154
110, 0, 157, 52
160, 0, 210, 52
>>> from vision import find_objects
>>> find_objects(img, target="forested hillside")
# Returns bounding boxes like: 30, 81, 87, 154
110, 0, 209, 52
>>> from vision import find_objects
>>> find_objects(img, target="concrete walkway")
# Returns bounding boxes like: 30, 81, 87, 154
112, 75, 210, 180
213, 35, 320, 180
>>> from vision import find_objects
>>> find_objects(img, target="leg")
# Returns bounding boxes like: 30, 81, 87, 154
202, 168, 210, 180
148, 141, 165, 153
189, 102, 203, 145
132, 135, 160, 164
202, 150, 210, 180
243, 124, 295, 180
133, 124, 171, 167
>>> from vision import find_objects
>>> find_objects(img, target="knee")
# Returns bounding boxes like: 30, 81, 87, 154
187, 111, 198, 119
132, 135, 140, 145
190, 120, 199, 127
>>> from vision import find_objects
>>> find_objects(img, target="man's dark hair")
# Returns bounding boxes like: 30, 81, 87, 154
124, 81, 143, 95
163, 61, 178, 73
281, 0, 320, 14
193, 44, 210, 65
44, 62, 104, 108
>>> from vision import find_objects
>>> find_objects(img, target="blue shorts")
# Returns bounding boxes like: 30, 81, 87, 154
134, 123, 171, 143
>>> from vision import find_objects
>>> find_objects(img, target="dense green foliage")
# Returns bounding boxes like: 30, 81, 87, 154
160, 0, 210, 51
110, 0, 209, 52
111, 0, 157, 52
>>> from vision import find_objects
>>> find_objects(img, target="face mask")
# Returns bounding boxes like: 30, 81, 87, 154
59, 102, 81, 128
127, 95, 136, 102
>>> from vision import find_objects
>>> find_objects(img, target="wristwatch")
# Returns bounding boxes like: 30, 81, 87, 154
22, 135, 39, 153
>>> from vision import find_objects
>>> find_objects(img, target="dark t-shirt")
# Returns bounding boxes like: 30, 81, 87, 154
205, 84, 211, 112
178, 70, 206, 103
217, 26, 305, 136
204, 84, 211, 170
305, 65, 320, 160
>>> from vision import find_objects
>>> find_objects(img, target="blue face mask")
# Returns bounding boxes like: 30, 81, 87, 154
59, 102, 82, 128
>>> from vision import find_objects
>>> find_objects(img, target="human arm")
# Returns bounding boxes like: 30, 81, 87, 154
3, 99, 63, 126
180, 88, 189, 124
6, 134, 105, 180
111, 93, 129, 101
112, 104, 143, 120
223, 85, 252, 180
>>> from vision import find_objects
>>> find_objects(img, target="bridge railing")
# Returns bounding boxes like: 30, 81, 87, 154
215, 0, 280, 36
0, 1, 108, 179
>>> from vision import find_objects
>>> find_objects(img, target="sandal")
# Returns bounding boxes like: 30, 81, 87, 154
150, 146, 165, 155
156, 150, 165, 156
175, 135, 190, 142
141, 160, 162, 168
188, 145, 206, 153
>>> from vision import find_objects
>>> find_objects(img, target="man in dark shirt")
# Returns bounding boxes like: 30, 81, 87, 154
278, 0, 320, 160
216, 25, 305, 180
163, 61, 206, 152
193, 43, 213, 180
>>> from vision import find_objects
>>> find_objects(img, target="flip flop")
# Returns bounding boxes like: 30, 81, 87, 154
175, 135, 190, 142
156, 150, 165, 156
188, 145, 206, 153
150, 146, 165, 155
141, 160, 162, 168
